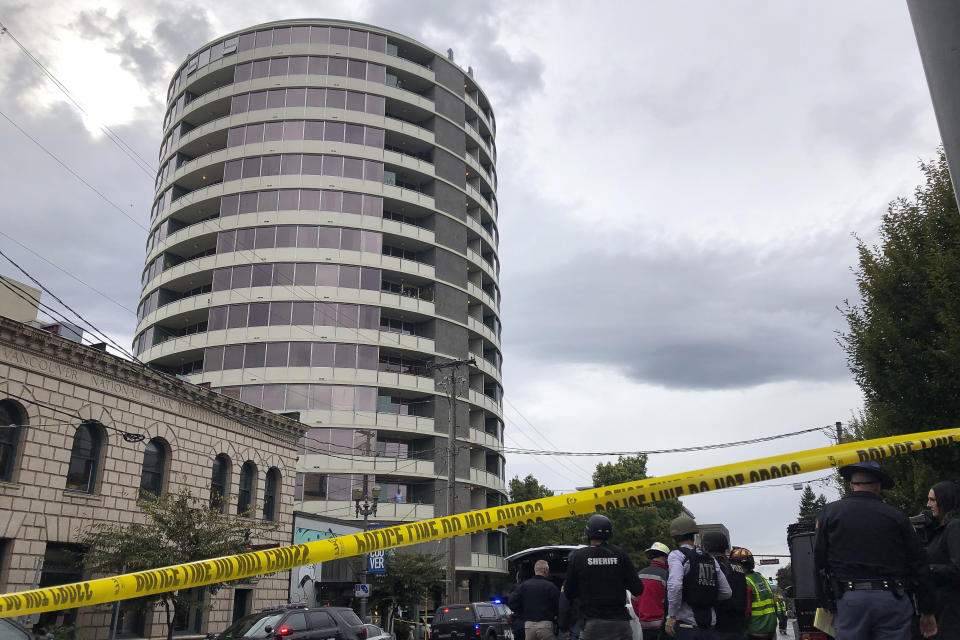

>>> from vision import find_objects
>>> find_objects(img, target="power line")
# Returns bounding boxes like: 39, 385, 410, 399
0, 251, 140, 361
0, 230, 137, 315
499, 425, 828, 457
502, 396, 593, 477
0, 19, 157, 177
0, 107, 146, 231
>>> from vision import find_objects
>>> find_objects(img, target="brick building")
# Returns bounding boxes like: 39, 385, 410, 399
0, 314, 306, 637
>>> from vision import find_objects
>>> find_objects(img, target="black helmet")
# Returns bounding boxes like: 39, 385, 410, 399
702, 531, 729, 554
585, 514, 613, 541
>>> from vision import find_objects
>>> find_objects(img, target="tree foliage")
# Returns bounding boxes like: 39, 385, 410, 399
796, 486, 827, 525
775, 565, 793, 593
80, 489, 277, 640
505, 457, 683, 567
505, 475, 585, 556
368, 552, 445, 632
839, 149, 960, 512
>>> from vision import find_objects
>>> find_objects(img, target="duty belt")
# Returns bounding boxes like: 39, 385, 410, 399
839, 579, 904, 592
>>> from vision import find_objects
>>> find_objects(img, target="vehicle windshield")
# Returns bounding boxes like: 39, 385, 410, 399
219, 612, 284, 639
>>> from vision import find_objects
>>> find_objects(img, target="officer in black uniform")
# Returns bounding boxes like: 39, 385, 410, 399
562, 514, 644, 640
813, 460, 937, 640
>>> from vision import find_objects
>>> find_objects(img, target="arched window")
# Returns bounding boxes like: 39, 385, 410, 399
66, 421, 102, 493
139, 438, 167, 499
263, 468, 281, 521
210, 454, 230, 512
0, 400, 25, 482
237, 461, 257, 516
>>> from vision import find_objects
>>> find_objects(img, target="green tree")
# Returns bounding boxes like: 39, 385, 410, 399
505, 475, 585, 555
505, 460, 682, 566
368, 552, 445, 633
775, 565, 793, 593
839, 148, 960, 512
796, 486, 828, 525
592, 456, 683, 566
80, 489, 276, 640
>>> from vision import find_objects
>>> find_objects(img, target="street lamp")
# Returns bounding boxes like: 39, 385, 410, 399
353, 477, 380, 622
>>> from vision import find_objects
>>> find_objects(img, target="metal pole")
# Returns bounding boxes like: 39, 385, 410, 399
109, 563, 126, 640
836, 421, 843, 444
428, 358, 474, 606
446, 368, 457, 606
360, 474, 369, 623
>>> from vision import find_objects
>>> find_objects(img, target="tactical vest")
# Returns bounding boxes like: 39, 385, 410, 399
745, 573, 777, 635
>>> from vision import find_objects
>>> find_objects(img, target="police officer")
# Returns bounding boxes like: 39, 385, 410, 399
562, 514, 644, 640
665, 516, 732, 639
813, 460, 937, 640
703, 532, 748, 640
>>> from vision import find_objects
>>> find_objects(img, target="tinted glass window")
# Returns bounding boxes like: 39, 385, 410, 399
307, 612, 335, 627
476, 605, 496, 619
220, 612, 283, 639
284, 613, 307, 631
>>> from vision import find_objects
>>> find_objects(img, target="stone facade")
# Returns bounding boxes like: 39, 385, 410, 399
0, 315, 307, 638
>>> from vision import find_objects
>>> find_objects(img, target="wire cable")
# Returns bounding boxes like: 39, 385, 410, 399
0, 107, 147, 230
0, 230, 137, 315
0, 252, 141, 361
0, 20, 157, 177
499, 425, 828, 457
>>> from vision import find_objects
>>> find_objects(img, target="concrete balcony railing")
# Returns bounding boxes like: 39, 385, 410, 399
468, 427, 502, 452
467, 317, 499, 347
374, 412, 436, 434
297, 499, 435, 522
464, 214, 497, 251
300, 453, 435, 476
469, 467, 505, 493
467, 282, 499, 317
462, 552, 507, 573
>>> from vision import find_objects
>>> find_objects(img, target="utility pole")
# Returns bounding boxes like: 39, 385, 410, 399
836, 421, 843, 444
431, 357, 475, 605
353, 471, 380, 622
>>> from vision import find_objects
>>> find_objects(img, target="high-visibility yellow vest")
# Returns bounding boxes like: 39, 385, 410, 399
776, 598, 787, 614
745, 573, 778, 635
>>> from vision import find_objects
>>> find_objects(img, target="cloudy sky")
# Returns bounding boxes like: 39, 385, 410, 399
0, 0, 943, 571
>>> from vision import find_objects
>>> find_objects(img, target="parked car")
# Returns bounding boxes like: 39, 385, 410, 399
430, 602, 513, 640
1, 619, 37, 640
210, 603, 367, 640
363, 623, 392, 639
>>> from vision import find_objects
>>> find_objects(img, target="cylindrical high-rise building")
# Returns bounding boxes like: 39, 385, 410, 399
135, 19, 505, 598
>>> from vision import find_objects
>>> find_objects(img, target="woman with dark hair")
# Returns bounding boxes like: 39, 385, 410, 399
925, 480, 960, 638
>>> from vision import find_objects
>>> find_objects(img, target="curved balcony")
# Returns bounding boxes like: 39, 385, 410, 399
464, 214, 497, 250
136, 285, 437, 337
468, 426, 502, 453
461, 553, 507, 574
468, 467, 505, 493
468, 389, 502, 417
467, 316, 500, 348
468, 353, 501, 385
466, 248, 498, 287
466, 282, 499, 318
297, 499, 435, 522
300, 453, 435, 476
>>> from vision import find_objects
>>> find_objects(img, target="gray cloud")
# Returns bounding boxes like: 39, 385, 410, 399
502, 232, 859, 390
71, 9, 165, 90
152, 10, 216, 65
360, 1, 545, 112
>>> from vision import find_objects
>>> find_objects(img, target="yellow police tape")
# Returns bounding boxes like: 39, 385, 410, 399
1, 428, 956, 618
